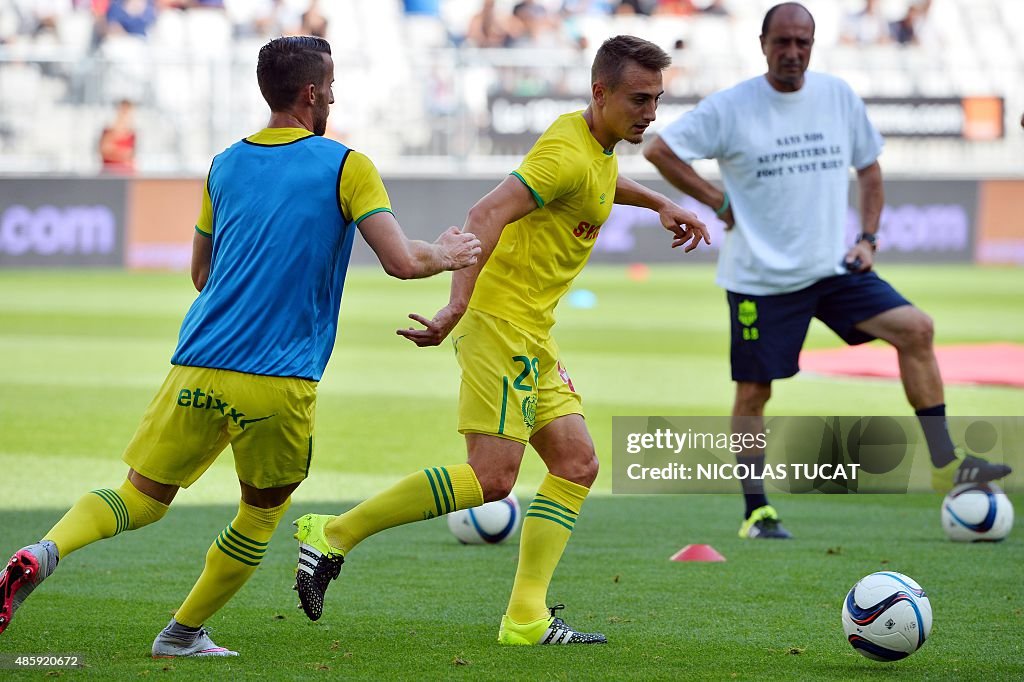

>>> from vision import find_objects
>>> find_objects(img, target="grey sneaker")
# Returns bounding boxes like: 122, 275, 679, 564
151, 620, 239, 657
0, 541, 59, 635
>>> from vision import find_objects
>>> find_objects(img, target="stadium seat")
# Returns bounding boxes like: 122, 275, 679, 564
0, 0, 1019, 176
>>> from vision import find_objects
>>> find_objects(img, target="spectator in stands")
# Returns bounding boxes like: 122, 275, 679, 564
23, 0, 63, 38
86, 0, 110, 51
701, 0, 729, 17
227, 0, 300, 39
106, 0, 156, 37
99, 98, 137, 173
613, 1, 637, 16
559, 0, 612, 52
662, 37, 689, 91
890, 5, 917, 45
466, 0, 511, 48
890, 0, 930, 46
654, 0, 696, 16
840, 0, 889, 45
300, 0, 326, 38
616, 0, 657, 15
507, 0, 565, 48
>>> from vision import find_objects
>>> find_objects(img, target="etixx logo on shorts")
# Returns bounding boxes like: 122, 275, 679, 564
175, 387, 275, 429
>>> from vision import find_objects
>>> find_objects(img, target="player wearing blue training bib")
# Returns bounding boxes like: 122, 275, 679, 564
0, 36, 481, 656
173, 130, 386, 381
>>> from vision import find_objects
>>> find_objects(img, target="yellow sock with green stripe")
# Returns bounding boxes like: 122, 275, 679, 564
173, 499, 289, 628
44, 479, 169, 558
506, 474, 589, 624
325, 463, 483, 554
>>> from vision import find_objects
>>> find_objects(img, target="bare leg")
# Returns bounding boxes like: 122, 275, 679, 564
854, 305, 942, 410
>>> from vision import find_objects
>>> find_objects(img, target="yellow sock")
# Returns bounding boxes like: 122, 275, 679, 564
174, 499, 289, 628
44, 479, 168, 558
506, 474, 589, 624
325, 463, 483, 554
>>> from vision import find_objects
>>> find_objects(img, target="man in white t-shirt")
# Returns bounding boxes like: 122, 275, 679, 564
644, 2, 1012, 539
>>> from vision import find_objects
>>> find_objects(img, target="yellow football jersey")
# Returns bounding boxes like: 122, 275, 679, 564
470, 111, 618, 337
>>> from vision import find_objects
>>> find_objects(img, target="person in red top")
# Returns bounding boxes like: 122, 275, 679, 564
99, 99, 137, 173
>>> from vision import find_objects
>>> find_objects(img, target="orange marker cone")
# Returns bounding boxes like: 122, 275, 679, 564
627, 263, 650, 282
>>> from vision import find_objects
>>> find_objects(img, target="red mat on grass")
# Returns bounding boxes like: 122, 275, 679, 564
800, 343, 1024, 388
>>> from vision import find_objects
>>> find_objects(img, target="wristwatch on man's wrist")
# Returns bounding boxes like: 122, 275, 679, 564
857, 232, 878, 250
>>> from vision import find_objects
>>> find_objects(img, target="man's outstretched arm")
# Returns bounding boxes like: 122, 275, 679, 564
397, 175, 538, 347
644, 136, 733, 228
358, 212, 481, 280
615, 174, 710, 251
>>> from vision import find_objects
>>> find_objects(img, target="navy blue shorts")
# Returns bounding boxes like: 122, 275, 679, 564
727, 272, 911, 383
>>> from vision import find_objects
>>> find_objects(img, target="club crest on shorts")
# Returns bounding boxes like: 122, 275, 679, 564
738, 299, 758, 327
521, 395, 538, 429
557, 361, 575, 392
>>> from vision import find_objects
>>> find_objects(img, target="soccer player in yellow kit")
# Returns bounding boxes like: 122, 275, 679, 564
0, 36, 481, 655
293, 35, 710, 645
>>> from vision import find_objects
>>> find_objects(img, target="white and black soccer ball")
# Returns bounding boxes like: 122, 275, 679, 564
447, 495, 521, 544
841, 571, 932, 662
941, 482, 1014, 542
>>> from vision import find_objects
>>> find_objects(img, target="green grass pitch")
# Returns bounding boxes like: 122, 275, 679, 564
0, 265, 1022, 680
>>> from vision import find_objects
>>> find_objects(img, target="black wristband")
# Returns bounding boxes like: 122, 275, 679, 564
857, 232, 878, 250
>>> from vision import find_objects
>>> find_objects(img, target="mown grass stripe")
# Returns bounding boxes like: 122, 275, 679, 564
1, 266, 1021, 679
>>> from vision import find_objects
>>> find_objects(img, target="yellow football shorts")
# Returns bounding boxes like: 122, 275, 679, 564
122, 365, 317, 489
454, 308, 583, 444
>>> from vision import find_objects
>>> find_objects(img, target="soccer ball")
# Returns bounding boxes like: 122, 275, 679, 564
841, 571, 932, 662
941, 482, 1014, 542
447, 495, 521, 544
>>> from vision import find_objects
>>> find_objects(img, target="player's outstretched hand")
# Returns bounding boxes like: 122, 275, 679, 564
436, 227, 482, 271
660, 205, 711, 252
397, 303, 464, 347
